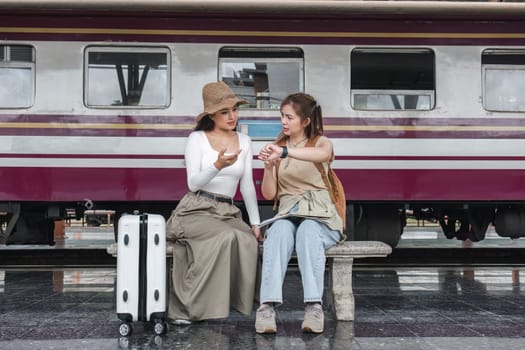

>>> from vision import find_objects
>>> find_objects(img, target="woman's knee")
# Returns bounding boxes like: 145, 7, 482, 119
265, 220, 295, 246
296, 220, 322, 241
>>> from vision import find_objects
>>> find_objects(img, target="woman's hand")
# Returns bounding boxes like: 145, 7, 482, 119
263, 158, 278, 170
214, 148, 241, 170
252, 225, 262, 242
259, 144, 283, 161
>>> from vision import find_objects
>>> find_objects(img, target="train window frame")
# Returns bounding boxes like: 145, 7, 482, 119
0, 44, 35, 109
482, 49, 525, 112
83, 46, 171, 109
218, 47, 304, 110
350, 48, 435, 111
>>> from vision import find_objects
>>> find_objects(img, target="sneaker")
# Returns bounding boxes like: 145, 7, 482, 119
170, 319, 192, 326
301, 303, 324, 333
255, 303, 276, 334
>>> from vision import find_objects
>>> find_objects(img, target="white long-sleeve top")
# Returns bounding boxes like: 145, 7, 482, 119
184, 130, 260, 225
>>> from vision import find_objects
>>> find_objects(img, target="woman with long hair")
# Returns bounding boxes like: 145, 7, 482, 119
166, 81, 261, 324
255, 93, 344, 334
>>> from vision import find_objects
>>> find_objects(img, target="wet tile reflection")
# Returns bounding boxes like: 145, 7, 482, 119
0, 267, 524, 349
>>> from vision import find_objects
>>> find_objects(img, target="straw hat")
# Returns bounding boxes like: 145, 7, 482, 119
196, 81, 248, 121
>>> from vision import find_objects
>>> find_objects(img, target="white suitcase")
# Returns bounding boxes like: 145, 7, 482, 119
116, 213, 167, 336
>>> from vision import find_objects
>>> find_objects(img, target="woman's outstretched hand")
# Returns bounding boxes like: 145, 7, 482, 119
258, 144, 282, 162
214, 148, 241, 170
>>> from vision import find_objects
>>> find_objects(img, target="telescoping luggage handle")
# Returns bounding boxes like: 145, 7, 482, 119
138, 214, 148, 322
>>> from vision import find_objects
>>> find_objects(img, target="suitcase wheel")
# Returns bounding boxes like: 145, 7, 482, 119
154, 320, 168, 335
119, 322, 132, 336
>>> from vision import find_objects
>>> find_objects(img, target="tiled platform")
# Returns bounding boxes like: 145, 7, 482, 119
1, 266, 524, 349
1, 225, 525, 348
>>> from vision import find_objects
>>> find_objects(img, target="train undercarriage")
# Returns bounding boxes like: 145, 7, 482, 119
2, 201, 525, 248
350, 202, 525, 247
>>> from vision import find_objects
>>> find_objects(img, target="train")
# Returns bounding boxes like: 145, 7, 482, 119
1, 0, 525, 247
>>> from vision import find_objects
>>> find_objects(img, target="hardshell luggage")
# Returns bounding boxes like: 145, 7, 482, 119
116, 213, 167, 336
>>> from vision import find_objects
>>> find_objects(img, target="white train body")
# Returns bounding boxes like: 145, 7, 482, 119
1, 0, 525, 245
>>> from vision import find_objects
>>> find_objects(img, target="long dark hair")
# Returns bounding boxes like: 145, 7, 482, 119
194, 104, 242, 131
275, 93, 324, 145
194, 115, 215, 131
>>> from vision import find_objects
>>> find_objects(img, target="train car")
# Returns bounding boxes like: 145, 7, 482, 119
1, 0, 525, 247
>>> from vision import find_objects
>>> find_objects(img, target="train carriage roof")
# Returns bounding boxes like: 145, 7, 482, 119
1, 0, 525, 19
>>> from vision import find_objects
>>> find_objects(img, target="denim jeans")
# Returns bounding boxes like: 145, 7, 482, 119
259, 218, 340, 305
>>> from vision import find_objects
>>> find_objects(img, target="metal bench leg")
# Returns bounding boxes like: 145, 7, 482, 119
329, 257, 354, 321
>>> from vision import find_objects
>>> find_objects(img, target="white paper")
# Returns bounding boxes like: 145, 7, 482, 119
256, 214, 293, 228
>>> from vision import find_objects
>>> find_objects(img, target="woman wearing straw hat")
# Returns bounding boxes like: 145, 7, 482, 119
166, 81, 262, 324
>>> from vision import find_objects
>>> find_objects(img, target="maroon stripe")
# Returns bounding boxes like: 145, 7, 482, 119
323, 117, 525, 126
2, 129, 524, 139
334, 156, 525, 161
334, 169, 525, 201
4, 15, 524, 32
1, 167, 524, 201
2, 154, 524, 161
2, 5, 525, 21
326, 130, 525, 139
0, 167, 189, 201
0, 154, 184, 159
2, 114, 525, 138
0, 128, 191, 138
4, 114, 525, 126
0, 114, 195, 137
0, 114, 196, 124
2, 15, 525, 45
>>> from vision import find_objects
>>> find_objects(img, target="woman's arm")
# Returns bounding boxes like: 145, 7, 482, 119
238, 136, 262, 240
260, 160, 278, 200
239, 139, 260, 225
259, 136, 333, 164
184, 132, 219, 192
286, 137, 333, 162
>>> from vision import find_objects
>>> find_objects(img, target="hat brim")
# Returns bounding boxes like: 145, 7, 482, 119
196, 97, 248, 122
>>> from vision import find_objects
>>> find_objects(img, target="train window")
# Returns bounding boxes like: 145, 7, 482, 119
482, 49, 525, 112
0, 45, 35, 108
84, 47, 170, 108
351, 48, 435, 110
219, 47, 304, 110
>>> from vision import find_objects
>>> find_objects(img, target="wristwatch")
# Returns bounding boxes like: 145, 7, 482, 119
280, 146, 288, 158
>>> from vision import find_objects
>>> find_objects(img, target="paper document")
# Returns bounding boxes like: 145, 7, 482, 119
256, 214, 293, 228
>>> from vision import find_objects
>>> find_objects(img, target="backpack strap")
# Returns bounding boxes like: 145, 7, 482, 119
272, 159, 280, 211
272, 140, 286, 211
306, 136, 339, 205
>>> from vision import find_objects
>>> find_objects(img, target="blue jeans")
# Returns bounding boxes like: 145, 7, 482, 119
259, 218, 340, 305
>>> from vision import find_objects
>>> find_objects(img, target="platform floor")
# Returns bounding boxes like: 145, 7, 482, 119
1, 265, 524, 349
1, 225, 525, 348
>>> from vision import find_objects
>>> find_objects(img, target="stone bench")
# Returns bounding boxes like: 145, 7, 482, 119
107, 240, 392, 321
322, 241, 391, 321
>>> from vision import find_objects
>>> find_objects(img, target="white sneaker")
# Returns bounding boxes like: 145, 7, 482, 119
255, 303, 276, 334
301, 303, 324, 333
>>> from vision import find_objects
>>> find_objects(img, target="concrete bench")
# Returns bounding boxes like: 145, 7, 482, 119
323, 241, 391, 321
107, 240, 392, 321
